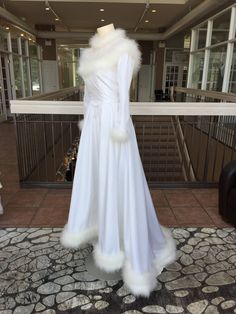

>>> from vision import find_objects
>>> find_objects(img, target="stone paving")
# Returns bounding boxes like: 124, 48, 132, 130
0, 227, 236, 314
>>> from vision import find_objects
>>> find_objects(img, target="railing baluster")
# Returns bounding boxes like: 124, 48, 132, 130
51, 114, 56, 181
34, 121, 40, 180
43, 118, 48, 181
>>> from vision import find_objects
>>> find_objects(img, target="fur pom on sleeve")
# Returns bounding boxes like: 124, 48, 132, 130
77, 119, 84, 131
110, 127, 129, 143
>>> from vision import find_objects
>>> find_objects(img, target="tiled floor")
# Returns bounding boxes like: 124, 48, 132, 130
0, 120, 231, 228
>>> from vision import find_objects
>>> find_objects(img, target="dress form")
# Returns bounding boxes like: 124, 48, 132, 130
85, 22, 122, 280
97, 23, 115, 36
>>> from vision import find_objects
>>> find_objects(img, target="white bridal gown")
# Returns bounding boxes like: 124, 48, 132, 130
60, 28, 176, 297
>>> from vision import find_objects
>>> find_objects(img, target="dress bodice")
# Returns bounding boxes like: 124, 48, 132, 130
83, 69, 119, 105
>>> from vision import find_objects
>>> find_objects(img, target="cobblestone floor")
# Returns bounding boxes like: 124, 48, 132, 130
0, 227, 236, 314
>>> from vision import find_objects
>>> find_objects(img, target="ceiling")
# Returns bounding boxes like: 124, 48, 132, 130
0, 0, 214, 32
0, 0, 235, 46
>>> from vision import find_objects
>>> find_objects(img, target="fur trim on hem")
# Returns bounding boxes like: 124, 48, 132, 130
122, 261, 157, 297
93, 244, 125, 272
122, 227, 176, 297
110, 128, 129, 142
60, 225, 98, 249
155, 226, 177, 274
77, 119, 84, 131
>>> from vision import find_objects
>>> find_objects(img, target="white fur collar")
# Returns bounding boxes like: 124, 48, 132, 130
78, 28, 141, 78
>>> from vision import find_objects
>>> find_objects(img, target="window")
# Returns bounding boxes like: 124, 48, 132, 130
211, 10, 231, 45
207, 45, 227, 91
196, 22, 207, 49
189, 5, 236, 93
0, 29, 8, 51
191, 52, 204, 89
229, 43, 236, 93
13, 55, 23, 98
30, 58, 40, 95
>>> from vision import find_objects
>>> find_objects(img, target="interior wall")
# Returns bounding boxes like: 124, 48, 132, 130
155, 47, 165, 91
166, 31, 189, 48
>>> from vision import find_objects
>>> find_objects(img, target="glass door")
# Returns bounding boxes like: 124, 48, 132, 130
164, 63, 188, 98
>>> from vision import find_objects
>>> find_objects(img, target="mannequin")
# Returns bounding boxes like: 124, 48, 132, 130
85, 22, 122, 280
97, 23, 115, 37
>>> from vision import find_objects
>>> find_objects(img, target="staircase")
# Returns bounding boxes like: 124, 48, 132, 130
132, 116, 185, 183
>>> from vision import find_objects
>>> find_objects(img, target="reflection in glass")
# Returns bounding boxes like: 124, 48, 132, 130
196, 23, 207, 49
58, 47, 80, 88
21, 39, 26, 55
191, 52, 204, 89
211, 10, 231, 45
11, 37, 19, 54
229, 44, 236, 93
0, 30, 9, 51
30, 59, 40, 95
207, 45, 227, 91
13, 55, 23, 98
23, 57, 30, 96
29, 43, 37, 58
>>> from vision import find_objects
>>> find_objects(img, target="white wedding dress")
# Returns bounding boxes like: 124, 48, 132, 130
60, 28, 176, 297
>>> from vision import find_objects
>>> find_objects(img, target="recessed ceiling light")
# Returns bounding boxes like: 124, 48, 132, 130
101, 19, 105, 22
5, 27, 9, 30
55, 17, 59, 21
100, 8, 104, 11
21, 33, 24, 37
145, 20, 149, 23
45, 7, 50, 11
29, 38, 32, 41
152, 9, 156, 13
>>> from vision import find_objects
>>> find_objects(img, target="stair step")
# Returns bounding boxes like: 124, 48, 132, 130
143, 164, 182, 171
135, 128, 174, 133
139, 145, 178, 151
137, 138, 176, 143
135, 126, 174, 130
144, 172, 183, 178
137, 139, 176, 148
141, 157, 181, 164
136, 132, 175, 136
146, 172, 185, 181
132, 117, 172, 122
142, 155, 180, 160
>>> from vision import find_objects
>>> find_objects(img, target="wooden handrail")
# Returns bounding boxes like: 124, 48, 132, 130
10, 100, 236, 115
174, 87, 236, 103
22, 86, 81, 101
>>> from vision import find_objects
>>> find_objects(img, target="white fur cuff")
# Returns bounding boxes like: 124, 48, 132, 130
60, 225, 97, 249
77, 119, 84, 131
122, 261, 157, 297
110, 128, 129, 142
93, 244, 124, 272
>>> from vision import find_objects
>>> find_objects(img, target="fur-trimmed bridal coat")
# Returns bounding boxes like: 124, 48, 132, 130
60, 28, 176, 297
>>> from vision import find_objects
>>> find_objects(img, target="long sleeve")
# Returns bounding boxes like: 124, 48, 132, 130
110, 52, 135, 143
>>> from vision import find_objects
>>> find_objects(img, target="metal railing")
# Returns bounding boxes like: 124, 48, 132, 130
171, 87, 236, 185
10, 91, 236, 188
